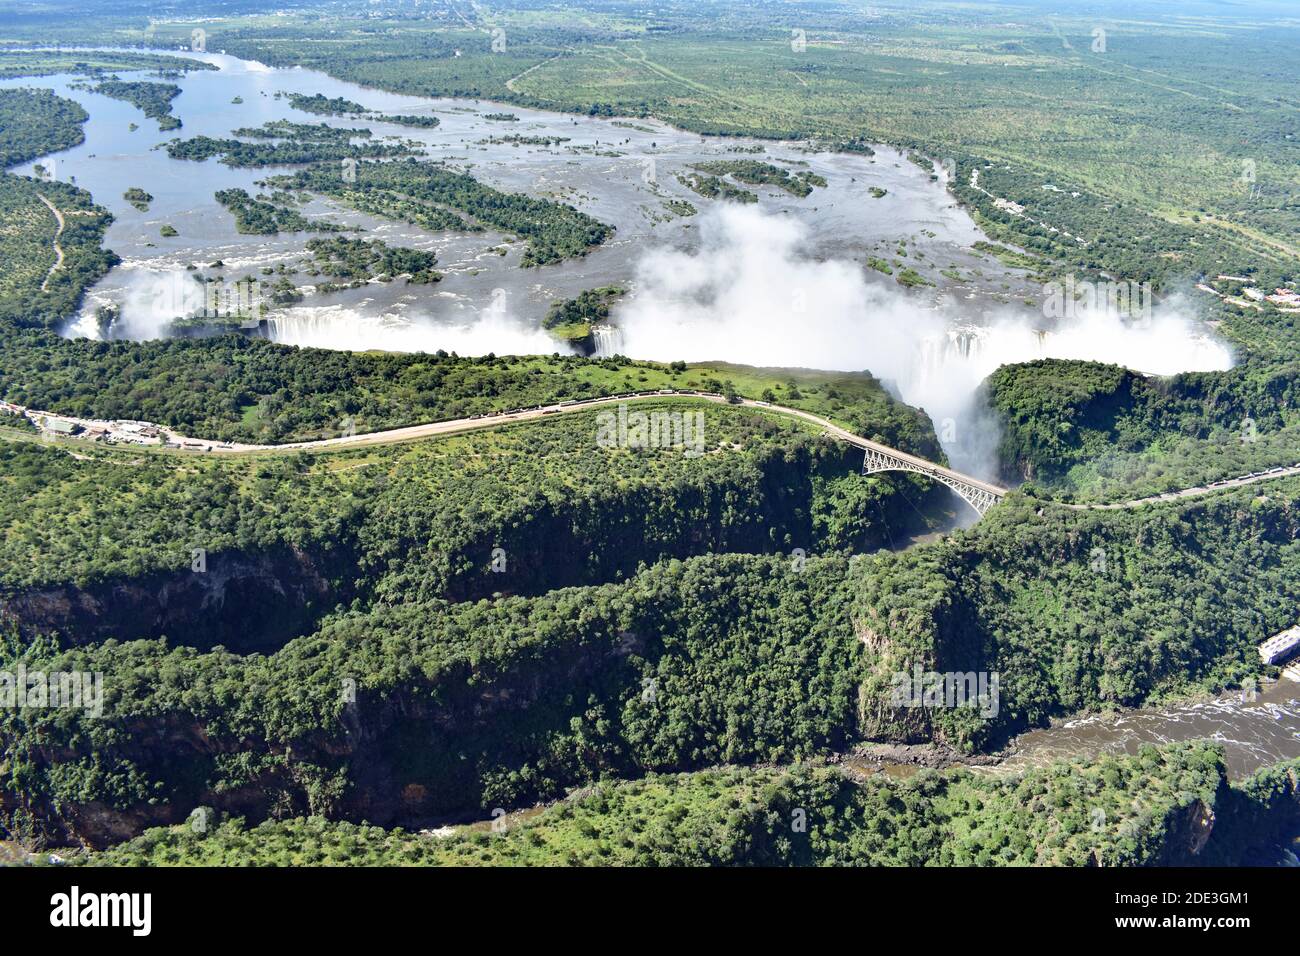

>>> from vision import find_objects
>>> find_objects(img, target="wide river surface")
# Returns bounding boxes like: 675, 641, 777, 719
2, 49, 1016, 348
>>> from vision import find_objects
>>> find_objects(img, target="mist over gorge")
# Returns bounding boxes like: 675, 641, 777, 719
611, 205, 1234, 476
84, 203, 1235, 480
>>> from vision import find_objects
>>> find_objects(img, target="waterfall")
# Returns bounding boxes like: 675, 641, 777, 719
265, 305, 564, 354
265, 310, 359, 347
592, 324, 626, 356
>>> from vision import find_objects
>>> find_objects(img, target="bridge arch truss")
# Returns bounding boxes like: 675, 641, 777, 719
861, 448, 1004, 517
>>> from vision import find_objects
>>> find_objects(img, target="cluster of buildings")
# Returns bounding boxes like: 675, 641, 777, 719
1238, 285, 1300, 307
1205, 276, 1300, 311
0, 400, 166, 446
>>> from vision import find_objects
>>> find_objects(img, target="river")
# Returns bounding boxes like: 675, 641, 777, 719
0, 48, 1015, 348
2, 48, 1236, 477
1004, 671, 1300, 780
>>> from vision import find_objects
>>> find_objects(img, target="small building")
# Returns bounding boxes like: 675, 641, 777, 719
1259, 626, 1300, 665
42, 418, 81, 436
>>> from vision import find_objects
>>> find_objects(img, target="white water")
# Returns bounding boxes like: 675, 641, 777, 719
268, 301, 562, 355
591, 325, 625, 355
608, 205, 1233, 476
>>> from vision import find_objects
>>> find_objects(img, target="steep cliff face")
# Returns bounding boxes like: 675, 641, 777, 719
851, 551, 991, 750
3, 550, 864, 850
0, 439, 945, 848
983, 361, 1156, 485
1, 444, 940, 653
1189, 762, 1300, 866
1150, 797, 1219, 866
2, 618, 646, 848
1, 546, 349, 653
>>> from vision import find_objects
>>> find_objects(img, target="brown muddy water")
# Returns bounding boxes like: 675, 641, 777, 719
1001, 672, 1300, 781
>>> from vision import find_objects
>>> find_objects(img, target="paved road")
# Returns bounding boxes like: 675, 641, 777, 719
36, 192, 65, 292
16, 389, 1300, 511
1054, 462, 1300, 511
205, 389, 1009, 499
12, 390, 1003, 495
257, 392, 1300, 510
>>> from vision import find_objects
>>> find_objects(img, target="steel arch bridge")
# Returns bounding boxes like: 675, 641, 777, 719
859, 446, 1007, 517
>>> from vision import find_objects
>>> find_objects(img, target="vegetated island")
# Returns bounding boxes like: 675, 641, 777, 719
543, 285, 626, 353
123, 187, 152, 212
90, 80, 183, 130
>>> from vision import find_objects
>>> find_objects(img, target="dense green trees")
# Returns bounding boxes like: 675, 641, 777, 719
0, 406, 930, 598
304, 236, 440, 284
677, 171, 756, 203
370, 113, 439, 128
0, 552, 862, 844
287, 92, 367, 115
0, 175, 118, 330
0, 330, 936, 448
66, 744, 1300, 867
855, 483, 1299, 750
689, 160, 825, 198
0, 88, 87, 166
4, 467, 1296, 845
232, 120, 372, 142
985, 359, 1300, 496
122, 187, 152, 211
213, 188, 344, 235
284, 158, 614, 266
166, 115, 419, 168
949, 157, 1292, 289
0, 90, 116, 328
2, 10, 1298, 866
169, 134, 413, 167
543, 286, 625, 330
0, 49, 215, 80
89, 81, 182, 130
542, 285, 624, 349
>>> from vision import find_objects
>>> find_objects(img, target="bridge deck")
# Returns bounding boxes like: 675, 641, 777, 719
761, 404, 1007, 498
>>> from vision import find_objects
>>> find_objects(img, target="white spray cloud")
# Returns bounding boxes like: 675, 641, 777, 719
71, 268, 209, 341
613, 204, 1232, 477
617, 204, 933, 373
72, 206, 1234, 482
268, 294, 566, 356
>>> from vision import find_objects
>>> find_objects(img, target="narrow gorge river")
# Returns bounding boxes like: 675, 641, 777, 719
1004, 673, 1300, 780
